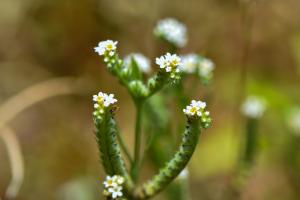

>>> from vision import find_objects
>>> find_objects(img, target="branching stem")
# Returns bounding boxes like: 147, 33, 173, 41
131, 101, 144, 183
116, 127, 133, 164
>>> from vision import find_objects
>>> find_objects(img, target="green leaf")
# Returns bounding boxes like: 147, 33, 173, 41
129, 57, 142, 80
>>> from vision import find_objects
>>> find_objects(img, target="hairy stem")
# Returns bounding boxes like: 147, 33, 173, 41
147, 72, 168, 97
134, 118, 201, 199
94, 111, 133, 191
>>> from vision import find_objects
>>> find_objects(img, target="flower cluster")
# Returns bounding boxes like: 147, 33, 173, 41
94, 40, 122, 70
287, 109, 300, 135
124, 53, 151, 74
103, 175, 125, 199
154, 18, 187, 47
94, 40, 118, 56
241, 96, 266, 119
179, 54, 215, 83
156, 53, 182, 79
198, 58, 215, 80
183, 100, 211, 126
180, 54, 198, 73
93, 92, 117, 116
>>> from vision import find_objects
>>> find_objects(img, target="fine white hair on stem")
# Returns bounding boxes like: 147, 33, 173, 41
0, 127, 24, 199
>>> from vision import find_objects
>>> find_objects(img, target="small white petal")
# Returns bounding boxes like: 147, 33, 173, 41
197, 111, 202, 116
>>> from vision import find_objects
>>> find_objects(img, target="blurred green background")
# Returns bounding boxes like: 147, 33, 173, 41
1, 0, 300, 199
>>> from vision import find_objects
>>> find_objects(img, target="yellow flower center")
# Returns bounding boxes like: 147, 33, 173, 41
171, 60, 179, 66
106, 44, 113, 51
97, 96, 104, 104
107, 180, 113, 185
190, 107, 198, 114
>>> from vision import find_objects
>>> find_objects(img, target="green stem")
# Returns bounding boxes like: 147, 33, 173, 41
242, 118, 258, 167
94, 111, 134, 191
174, 79, 189, 109
147, 72, 168, 97
134, 118, 201, 199
116, 127, 133, 164
131, 102, 144, 183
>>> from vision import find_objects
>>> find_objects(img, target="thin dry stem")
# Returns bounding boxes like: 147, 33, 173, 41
0, 127, 24, 199
0, 77, 76, 128
0, 77, 78, 199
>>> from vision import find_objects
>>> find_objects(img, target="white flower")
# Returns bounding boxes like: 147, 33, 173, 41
287, 109, 300, 135
124, 53, 151, 73
93, 92, 117, 113
108, 186, 123, 199
183, 100, 211, 126
154, 18, 187, 47
199, 58, 215, 78
241, 96, 266, 118
103, 176, 118, 188
102, 175, 125, 199
180, 54, 198, 73
94, 40, 118, 56
156, 55, 168, 69
183, 100, 206, 117
156, 53, 181, 78
112, 175, 125, 185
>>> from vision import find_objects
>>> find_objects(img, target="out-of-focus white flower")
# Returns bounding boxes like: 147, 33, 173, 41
198, 58, 215, 78
183, 100, 206, 117
103, 176, 118, 188
103, 175, 125, 199
178, 168, 189, 180
180, 54, 198, 73
94, 40, 118, 56
154, 18, 187, 47
124, 53, 151, 73
156, 53, 181, 78
93, 92, 117, 113
112, 175, 125, 185
287, 109, 300, 136
108, 186, 123, 199
241, 96, 266, 118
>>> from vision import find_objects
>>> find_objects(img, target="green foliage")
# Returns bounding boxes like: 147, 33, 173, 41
135, 118, 201, 199
92, 18, 213, 200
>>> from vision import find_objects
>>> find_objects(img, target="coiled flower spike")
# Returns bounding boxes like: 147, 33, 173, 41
147, 53, 182, 97
93, 92, 133, 193
134, 100, 211, 199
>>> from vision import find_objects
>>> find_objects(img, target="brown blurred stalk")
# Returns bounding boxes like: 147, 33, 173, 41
0, 77, 78, 199
0, 77, 76, 128
236, 0, 254, 109
0, 127, 24, 199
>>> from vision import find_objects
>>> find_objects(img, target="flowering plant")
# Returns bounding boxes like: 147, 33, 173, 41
92, 18, 214, 200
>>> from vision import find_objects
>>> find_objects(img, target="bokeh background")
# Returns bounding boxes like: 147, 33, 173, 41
1, 0, 300, 199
